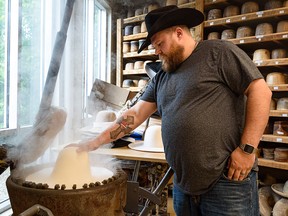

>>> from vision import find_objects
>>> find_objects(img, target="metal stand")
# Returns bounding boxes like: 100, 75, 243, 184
125, 162, 174, 216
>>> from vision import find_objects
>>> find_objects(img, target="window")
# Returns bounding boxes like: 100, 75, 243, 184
0, 0, 54, 131
84, 0, 111, 109
0, 0, 111, 133
0, 0, 111, 213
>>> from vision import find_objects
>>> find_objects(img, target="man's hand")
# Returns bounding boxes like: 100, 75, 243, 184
66, 138, 100, 153
227, 147, 255, 181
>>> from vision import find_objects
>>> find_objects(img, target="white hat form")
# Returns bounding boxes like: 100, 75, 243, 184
26, 147, 113, 189
95, 110, 116, 123
129, 125, 164, 152
92, 110, 116, 131
80, 110, 116, 137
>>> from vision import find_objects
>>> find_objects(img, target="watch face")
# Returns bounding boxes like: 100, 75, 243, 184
244, 144, 254, 153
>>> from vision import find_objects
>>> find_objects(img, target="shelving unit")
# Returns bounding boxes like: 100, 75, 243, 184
116, 0, 288, 171
258, 158, 288, 170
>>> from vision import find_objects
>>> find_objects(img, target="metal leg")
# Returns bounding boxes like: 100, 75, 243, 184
139, 167, 174, 216
132, 161, 141, 182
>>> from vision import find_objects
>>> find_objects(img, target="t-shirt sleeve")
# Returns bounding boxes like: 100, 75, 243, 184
217, 41, 264, 95
140, 75, 157, 103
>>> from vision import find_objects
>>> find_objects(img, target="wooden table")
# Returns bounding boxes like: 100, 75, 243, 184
94, 146, 166, 163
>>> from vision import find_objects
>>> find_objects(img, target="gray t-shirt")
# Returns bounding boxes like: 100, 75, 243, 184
140, 40, 263, 195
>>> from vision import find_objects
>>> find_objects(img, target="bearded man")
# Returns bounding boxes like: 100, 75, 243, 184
70, 6, 272, 215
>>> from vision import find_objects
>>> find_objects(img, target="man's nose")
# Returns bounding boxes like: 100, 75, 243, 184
154, 47, 161, 55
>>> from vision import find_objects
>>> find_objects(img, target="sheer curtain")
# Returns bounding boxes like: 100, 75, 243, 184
44, 0, 112, 162
35, 0, 86, 162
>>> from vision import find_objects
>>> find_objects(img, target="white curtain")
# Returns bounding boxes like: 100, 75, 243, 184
41, 0, 86, 163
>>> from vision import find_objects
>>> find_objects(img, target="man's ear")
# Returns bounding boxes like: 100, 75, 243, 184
175, 27, 183, 39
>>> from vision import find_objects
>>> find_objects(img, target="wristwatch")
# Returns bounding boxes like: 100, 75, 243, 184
239, 143, 257, 154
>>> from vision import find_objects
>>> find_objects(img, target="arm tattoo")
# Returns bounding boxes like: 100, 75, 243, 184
110, 115, 134, 139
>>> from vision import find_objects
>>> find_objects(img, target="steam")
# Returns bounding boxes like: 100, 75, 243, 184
0, 0, 170, 177
6, 106, 67, 167
4, 78, 123, 178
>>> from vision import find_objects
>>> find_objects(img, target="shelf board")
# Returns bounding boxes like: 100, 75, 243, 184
254, 58, 288, 67
227, 31, 288, 45
258, 158, 288, 170
123, 32, 147, 41
123, 49, 156, 58
125, 87, 141, 92
123, 14, 146, 25
270, 110, 288, 117
268, 84, 288, 92
178, 2, 196, 8
261, 134, 288, 143
204, 7, 288, 27
123, 69, 146, 75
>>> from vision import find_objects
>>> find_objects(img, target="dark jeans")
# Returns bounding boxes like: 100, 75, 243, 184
173, 170, 259, 216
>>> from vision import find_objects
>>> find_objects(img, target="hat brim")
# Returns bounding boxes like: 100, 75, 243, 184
271, 183, 288, 198
128, 142, 164, 153
138, 8, 204, 53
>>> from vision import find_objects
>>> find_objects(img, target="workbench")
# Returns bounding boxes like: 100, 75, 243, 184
95, 146, 166, 163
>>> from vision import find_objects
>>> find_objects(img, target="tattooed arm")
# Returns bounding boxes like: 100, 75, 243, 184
74, 100, 157, 152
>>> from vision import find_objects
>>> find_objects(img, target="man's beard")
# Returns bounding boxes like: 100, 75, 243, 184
160, 44, 184, 73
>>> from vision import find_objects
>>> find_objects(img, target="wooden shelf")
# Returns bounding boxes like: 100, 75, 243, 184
261, 134, 288, 144
123, 32, 147, 41
178, 2, 196, 9
123, 69, 146, 75
254, 58, 288, 67
268, 84, 288, 92
123, 49, 156, 58
123, 14, 146, 25
125, 87, 142, 92
258, 158, 288, 170
270, 110, 288, 117
204, 7, 288, 27
227, 32, 288, 45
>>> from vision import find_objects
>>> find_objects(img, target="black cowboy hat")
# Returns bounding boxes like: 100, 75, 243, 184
138, 5, 204, 54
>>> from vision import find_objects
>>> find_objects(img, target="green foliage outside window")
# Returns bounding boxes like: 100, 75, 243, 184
0, 0, 42, 129
18, 0, 41, 126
